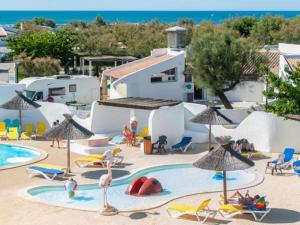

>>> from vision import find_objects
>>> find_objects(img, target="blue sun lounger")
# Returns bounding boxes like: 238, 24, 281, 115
27, 166, 65, 180
265, 148, 296, 174
171, 137, 192, 152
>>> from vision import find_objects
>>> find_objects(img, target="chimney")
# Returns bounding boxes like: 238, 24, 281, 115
165, 26, 187, 50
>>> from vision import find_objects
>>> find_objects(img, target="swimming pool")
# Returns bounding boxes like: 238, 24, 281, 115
0, 144, 42, 169
27, 164, 263, 211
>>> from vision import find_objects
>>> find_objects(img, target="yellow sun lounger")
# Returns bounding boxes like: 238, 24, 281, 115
21, 123, 34, 140
36, 122, 46, 138
241, 150, 262, 159
75, 148, 124, 168
7, 127, 19, 140
0, 121, 7, 138
218, 204, 271, 222
167, 199, 217, 224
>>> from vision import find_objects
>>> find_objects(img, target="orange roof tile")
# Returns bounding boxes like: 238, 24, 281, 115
103, 54, 173, 79
285, 56, 300, 71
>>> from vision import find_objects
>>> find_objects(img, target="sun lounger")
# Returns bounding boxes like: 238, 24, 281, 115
171, 137, 192, 152
136, 127, 149, 142
7, 127, 18, 140
75, 148, 124, 168
218, 203, 271, 222
110, 135, 125, 144
241, 150, 262, 159
21, 123, 34, 140
0, 121, 7, 139
4, 118, 11, 131
35, 122, 46, 139
265, 147, 296, 174
27, 164, 67, 180
12, 119, 20, 132
167, 199, 217, 223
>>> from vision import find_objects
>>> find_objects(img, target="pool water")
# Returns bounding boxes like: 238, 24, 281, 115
0, 144, 40, 168
27, 164, 263, 211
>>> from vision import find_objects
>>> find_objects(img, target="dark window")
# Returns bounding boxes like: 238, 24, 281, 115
34, 92, 43, 101
151, 76, 162, 83
49, 87, 66, 96
69, 84, 77, 92
151, 68, 177, 83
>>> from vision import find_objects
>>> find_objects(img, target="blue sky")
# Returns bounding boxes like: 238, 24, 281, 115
1, 0, 300, 10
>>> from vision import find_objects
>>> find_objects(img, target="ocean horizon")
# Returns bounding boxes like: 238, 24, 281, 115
0, 10, 300, 25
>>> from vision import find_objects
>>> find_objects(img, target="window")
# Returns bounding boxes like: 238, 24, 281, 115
150, 68, 177, 83
69, 84, 77, 92
33, 92, 43, 101
49, 87, 66, 96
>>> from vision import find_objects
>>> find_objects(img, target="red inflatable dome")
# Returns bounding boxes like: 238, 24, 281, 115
126, 177, 163, 196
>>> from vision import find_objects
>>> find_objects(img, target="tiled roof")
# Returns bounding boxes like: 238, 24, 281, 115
243, 51, 280, 76
103, 54, 173, 79
284, 55, 300, 71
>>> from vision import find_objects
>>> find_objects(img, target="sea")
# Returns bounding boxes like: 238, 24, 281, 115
0, 11, 300, 25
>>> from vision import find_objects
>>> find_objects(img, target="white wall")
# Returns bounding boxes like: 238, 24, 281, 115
110, 52, 186, 101
89, 102, 151, 135
211, 111, 300, 153
149, 103, 185, 148
279, 43, 300, 54
224, 81, 265, 103
0, 102, 71, 129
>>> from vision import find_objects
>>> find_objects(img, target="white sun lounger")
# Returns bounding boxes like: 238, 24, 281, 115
218, 204, 271, 222
27, 164, 67, 180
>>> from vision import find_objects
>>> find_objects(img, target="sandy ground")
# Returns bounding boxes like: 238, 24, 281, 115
0, 140, 300, 225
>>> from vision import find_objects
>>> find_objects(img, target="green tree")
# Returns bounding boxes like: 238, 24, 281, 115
230, 17, 257, 37
261, 64, 300, 117
7, 29, 76, 67
94, 16, 106, 26
189, 30, 258, 109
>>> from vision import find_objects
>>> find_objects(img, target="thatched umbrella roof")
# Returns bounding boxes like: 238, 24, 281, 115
190, 107, 233, 151
193, 136, 254, 204
0, 90, 40, 110
44, 114, 94, 173
190, 107, 232, 125
44, 114, 93, 140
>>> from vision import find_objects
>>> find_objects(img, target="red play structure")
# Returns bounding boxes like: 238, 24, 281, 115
126, 176, 163, 196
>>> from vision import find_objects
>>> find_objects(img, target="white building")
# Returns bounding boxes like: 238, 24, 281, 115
278, 43, 300, 78
101, 26, 192, 102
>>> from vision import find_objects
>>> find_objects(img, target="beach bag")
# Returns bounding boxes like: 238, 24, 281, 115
253, 197, 266, 210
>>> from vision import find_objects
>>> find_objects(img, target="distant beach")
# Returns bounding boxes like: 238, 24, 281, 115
0, 11, 300, 25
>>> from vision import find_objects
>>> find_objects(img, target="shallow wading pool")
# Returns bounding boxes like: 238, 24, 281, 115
27, 164, 263, 211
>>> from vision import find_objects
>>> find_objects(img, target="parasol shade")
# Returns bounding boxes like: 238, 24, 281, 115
44, 114, 94, 173
0, 90, 41, 110
190, 107, 233, 151
190, 107, 232, 125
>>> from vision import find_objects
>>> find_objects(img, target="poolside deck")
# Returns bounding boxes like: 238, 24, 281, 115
0, 140, 299, 225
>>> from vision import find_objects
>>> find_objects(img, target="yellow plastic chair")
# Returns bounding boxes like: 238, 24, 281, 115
167, 199, 217, 223
0, 122, 7, 138
36, 122, 46, 138
21, 123, 34, 140
7, 127, 19, 140
136, 127, 149, 142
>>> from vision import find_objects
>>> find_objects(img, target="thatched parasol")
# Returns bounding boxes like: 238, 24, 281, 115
44, 114, 94, 173
190, 107, 233, 151
0, 90, 41, 133
193, 136, 254, 204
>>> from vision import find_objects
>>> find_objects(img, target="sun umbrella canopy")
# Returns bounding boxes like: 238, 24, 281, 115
190, 107, 232, 125
193, 143, 254, 171
44, 114, 94, 140
0, 90, 41, 110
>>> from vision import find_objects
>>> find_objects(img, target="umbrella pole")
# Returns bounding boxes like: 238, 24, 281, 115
19, 110, 22, 136
67, 136, 71, 174
208, 123, 212, 151
223, 171, 228, 205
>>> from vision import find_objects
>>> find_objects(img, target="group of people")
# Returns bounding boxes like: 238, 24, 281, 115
231, 138, 255, 153
123, 120, 138, 146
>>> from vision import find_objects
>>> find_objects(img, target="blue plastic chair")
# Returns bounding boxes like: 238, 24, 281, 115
12, 119, 20, 132
171, 137, 192, 152
272, 148, 295, 164
3, 119, 11, 131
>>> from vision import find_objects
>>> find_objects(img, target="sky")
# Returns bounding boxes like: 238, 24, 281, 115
1, 0, 300, 11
